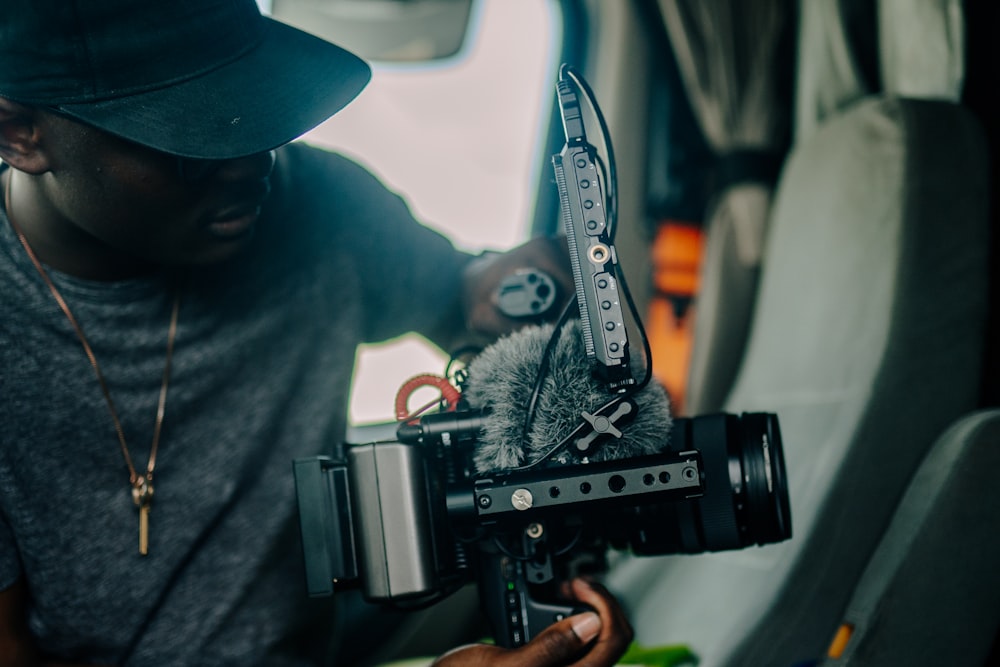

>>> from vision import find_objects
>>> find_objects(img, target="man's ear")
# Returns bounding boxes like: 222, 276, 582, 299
0, 98, 50, 174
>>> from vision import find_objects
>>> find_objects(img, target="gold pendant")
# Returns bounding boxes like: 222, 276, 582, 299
132, 478, 154, 556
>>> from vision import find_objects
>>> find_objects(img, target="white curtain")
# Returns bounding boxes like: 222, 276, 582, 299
796, 0, 965, 143
879, 0, 965, 98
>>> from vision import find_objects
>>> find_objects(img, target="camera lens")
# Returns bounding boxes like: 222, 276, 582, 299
628, 412, 791, 555
731, 412, 791, 547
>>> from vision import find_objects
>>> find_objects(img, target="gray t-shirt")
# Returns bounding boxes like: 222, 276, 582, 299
0, 143, 471, 665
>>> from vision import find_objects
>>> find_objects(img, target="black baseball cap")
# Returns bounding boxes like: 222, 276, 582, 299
0, 0, 372, 159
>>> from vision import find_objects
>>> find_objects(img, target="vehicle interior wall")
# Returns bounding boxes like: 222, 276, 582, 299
962, 0, 1000, 411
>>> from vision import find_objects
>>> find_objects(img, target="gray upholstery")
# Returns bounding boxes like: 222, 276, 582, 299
684, 187, 766, 414
820, 409, 1000, 667
608, 96, 990, 666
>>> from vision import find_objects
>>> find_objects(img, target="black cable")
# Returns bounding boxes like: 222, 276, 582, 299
511, 394, 627, 472
562, 65, 618, 239
517, 65, 653, 467
493, 534, 532, 562
594, 152, 614, 239
563, 64, 652, 389
552, 525, 585, 557
519, 297, 576, 454
619, 261, 654, 390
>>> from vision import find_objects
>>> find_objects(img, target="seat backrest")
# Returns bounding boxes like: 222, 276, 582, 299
820, 409, 1000, 667
683, 185, 769, 414
607, 95, 990, 666
688, 0, 969, 418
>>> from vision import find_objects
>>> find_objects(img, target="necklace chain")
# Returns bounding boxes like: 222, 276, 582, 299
3, 170, 180, 555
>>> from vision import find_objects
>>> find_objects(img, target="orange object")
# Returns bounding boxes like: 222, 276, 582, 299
646, 221, 704, 416
394, 374, 462, 422
827, 623, 855, 659
652, 221, 703, 299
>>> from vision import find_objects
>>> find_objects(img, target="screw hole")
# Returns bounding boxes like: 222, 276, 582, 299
608, 475, 626, 493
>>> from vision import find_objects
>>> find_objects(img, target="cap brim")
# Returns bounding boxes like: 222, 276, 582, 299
54, 18, 371, 159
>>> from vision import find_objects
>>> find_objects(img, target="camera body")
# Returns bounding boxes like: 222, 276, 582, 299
294, 66, 790, 647
294, 410, 789, 647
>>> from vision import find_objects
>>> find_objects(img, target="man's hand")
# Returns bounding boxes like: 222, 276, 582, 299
462, 236, 574, 342
430, 579, 633, 667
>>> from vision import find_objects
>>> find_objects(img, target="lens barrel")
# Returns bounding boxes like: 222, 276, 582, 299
629, 412, 791, 555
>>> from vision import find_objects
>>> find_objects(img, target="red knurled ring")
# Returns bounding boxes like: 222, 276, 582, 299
394, 374, 462, 422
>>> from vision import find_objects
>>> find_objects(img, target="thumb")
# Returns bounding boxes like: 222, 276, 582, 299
515, 611, 603, 666
429, 612, 604, 667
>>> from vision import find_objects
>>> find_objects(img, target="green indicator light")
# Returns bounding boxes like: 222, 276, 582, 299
507, 582, 515, 591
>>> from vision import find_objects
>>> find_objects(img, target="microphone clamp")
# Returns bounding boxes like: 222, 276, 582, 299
575, 397, 637, 456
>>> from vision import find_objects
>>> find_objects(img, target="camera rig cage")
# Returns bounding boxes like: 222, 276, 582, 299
293, 65, 792, 648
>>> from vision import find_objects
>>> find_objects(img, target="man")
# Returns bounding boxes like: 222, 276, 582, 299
0, 1, 632, 665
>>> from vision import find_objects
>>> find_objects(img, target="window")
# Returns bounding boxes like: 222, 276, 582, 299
293, 0, 562, 424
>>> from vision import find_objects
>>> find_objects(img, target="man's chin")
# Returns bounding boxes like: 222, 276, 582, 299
182, 227, 258, 267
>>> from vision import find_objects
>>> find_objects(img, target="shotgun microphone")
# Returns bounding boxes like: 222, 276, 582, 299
462, 320, 672, 475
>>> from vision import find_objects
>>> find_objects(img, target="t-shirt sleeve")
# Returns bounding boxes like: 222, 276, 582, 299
268, 142, 474, 349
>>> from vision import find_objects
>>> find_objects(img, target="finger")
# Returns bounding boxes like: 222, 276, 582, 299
432, 613, 604, 667
511, 610, 605, 667
571, 578, 631, 635
564, 578, 634, 666
571, 578, 629, 627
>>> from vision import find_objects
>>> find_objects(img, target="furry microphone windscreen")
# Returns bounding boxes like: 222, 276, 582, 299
463, 320, 672, 474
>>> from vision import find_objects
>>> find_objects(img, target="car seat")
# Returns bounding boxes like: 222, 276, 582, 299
684, 0, 968, 418
607, 94, 991, 666
820, 408, 1000, 666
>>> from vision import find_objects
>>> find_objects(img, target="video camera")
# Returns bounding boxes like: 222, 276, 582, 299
293, 66, 792, 648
